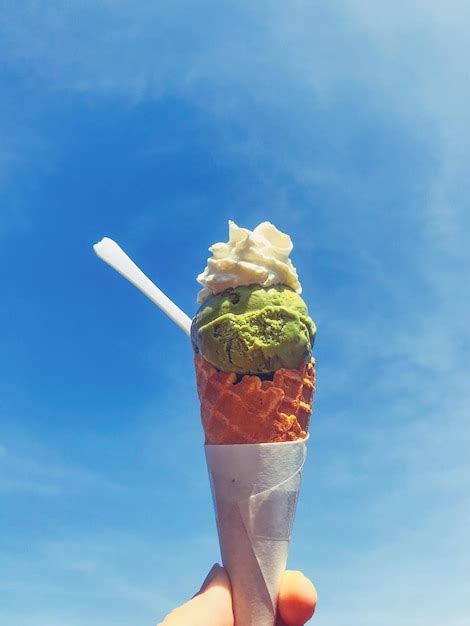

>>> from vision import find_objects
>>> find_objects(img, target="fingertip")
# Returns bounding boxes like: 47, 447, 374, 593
278, 570, 317, 624
198, 563, 224, 593
197, 563, 231, 597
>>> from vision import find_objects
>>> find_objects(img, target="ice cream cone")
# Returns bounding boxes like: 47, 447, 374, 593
195, 354, 315, 444
94, 220, 318, 626
192, 221, 317, 626
205, 437, 308, 626
197, 351, 315, 626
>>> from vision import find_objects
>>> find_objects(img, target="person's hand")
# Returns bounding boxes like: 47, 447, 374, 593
159, 563, 317, 626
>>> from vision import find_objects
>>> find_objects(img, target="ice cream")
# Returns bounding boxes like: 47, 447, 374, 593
92, 223, 316, 626
194, 221, 318, 626
191, 284, 316, 374
193, 220, 316, 445
197, 220, 301, 303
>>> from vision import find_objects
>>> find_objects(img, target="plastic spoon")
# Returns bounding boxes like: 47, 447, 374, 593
93, 237, 192, 336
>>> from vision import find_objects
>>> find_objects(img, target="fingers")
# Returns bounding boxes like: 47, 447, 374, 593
277, 570, 317, 625
193, 564, 233, 626
159, 564, 233, 626
159, 566, 316, 626
196, 563, 227, 594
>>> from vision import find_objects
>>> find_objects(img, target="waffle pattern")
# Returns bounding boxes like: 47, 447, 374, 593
195, 354, 316, 444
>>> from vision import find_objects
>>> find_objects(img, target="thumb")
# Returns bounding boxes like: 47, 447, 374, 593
197, 563, 232, 596
189, 564, 234, 626
160, 564, 233, 626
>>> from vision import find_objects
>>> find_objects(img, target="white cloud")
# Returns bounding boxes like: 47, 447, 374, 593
0, 440, 118, 495
0, 528, 219, 625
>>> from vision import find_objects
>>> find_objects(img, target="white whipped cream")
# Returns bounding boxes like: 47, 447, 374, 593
197, 221, 301, 303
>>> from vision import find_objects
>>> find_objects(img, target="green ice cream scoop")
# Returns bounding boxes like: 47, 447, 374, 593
191, 285, 316, 374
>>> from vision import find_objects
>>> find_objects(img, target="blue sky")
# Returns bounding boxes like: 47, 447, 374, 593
1, 2, 470, 625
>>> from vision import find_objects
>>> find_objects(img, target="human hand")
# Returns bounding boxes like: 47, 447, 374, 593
159, 563, 317, 626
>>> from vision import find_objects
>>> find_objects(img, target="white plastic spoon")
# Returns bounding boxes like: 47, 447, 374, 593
93, 237, 192, 336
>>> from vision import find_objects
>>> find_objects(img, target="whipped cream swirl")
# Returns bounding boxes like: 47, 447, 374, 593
197, 221, 301, 303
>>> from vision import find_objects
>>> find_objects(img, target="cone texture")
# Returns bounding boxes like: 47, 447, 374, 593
195, 354, 315, 444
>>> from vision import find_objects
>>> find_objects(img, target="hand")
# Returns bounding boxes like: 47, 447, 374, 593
159, 564, 317, 626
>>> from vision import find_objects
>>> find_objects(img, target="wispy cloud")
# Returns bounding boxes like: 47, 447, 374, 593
0, 441, 118, 495
0, 528, 218, 625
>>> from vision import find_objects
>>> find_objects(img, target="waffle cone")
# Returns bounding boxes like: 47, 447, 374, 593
195, 354, 315, 444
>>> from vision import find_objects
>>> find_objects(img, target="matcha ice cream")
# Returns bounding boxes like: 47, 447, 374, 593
191, 284, 316, 374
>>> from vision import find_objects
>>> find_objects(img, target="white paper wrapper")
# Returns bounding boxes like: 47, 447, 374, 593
205, 436, 308, 626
